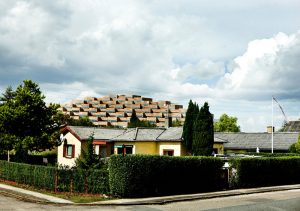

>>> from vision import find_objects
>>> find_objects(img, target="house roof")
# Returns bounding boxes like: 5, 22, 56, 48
65, 126, 125, 141
157, 127, 183, 140
215, 132, 299, 151
63, 126, 232, 143
111, 127, 181, 142
283, 121, 300, 132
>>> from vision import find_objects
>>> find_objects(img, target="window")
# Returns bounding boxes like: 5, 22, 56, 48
115, 145, 133, 155
163, 149, 174, 156
63, 144, 75, 158
94, 144, 107, 157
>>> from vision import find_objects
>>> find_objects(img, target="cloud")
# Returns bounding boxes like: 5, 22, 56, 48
217, 31, 300, 100
0, 1, 300, 131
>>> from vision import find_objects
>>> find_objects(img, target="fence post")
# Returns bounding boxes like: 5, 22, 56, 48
55, 171, 58, 193
85, 173, 88, 194
70, 173, 73, 194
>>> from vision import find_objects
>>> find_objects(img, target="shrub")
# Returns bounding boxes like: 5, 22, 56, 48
0, 160, 109, 194
245, 152, 300, 157
109, 155, 224, 198
230, 157, 300, 188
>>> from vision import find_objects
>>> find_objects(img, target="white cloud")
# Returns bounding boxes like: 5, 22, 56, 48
217, 31, 300, 100
0, 1, 300, 132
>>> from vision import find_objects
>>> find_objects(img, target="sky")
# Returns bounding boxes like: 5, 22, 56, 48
0, 0, 300, 132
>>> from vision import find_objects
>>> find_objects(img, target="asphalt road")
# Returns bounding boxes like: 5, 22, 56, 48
0, 189, 299, 211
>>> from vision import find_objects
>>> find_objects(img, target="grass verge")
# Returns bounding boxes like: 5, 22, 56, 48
0, 180, 113, 203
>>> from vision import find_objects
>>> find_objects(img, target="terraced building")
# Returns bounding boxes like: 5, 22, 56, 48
58, 95, 186, 128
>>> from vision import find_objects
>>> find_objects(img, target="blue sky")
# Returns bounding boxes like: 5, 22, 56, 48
0, 0, 300, 131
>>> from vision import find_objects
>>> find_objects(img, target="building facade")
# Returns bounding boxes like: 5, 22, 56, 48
57, 126, 225, 167
58, 95, 186, 128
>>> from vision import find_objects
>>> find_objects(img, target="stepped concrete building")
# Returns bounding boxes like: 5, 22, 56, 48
58, 95, 186, 128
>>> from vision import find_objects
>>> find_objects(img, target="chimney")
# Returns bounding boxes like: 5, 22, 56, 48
267, 126, 274, 133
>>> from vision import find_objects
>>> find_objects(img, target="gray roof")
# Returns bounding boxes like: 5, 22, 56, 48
283, 121, 300, 132
112, 127, 181, 142
215, 132, 299, 151
68, 126, 125, 140
157, 127, 183, 140
136, 128, 165, 140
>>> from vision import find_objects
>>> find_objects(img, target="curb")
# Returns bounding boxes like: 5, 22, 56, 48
1, 183, 300, 206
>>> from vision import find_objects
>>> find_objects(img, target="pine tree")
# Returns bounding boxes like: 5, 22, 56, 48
192, 102, 214, 156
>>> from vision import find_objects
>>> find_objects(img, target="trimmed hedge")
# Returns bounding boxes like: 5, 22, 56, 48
0, 154, 57, 165
0, 160, 109, 194
230, 157, 300, 188
109, 155, 224, 198
245, 152, 300, 157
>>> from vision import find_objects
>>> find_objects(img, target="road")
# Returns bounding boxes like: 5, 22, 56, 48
0, 189, 299, 211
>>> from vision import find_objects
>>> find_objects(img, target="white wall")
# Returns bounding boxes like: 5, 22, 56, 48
158, 142, 181, 156
57, 132, 81, 167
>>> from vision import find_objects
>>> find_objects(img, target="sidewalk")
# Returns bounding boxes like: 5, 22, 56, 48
1, 183, 300, 205
0, 183, 72, 204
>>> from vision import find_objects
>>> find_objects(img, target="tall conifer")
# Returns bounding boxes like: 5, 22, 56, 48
192, 102, 214, 156
182, 100, 196, 153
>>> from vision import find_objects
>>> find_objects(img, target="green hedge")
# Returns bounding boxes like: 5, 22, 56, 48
0, 160, 109, 194
0, 154, 57, 165
109, 155, 224, 198
230, 157, 300, 188
245, 152, 300, 157
0, 161, 55, 190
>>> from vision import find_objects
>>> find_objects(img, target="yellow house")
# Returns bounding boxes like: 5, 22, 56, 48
58, 126, 226, 167
112, 127, 185, 156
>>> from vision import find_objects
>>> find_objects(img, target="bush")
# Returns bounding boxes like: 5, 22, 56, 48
0, 160, 109, 194
0, 154, 57, 165
230, 157, 300, 188
0, 161, 55, 190
109, 155, 224, 198
245, 152, 300, 157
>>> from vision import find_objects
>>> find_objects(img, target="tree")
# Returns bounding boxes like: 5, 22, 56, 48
128, 110, 156, 128
172, 119, 183, 127
75, 134, 104, 169
214, 113, 241, 132
192, 102, 214, 156
55, 112, 94, 127
289, 134, 300, 153
182, 100, 199, 153
0, 80, 61, 162
0, 86, 16, 104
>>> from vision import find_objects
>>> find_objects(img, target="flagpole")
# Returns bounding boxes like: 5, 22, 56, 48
272, 96, 274, 153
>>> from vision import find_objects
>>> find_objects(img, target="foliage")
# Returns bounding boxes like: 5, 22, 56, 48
75, 134, 105, 170
182, 100, 199, 153
109, 155, 223, 198
55, 112, 94, 126
289, 134, 300, 153
172, 119, 183, 127
0, 160, 109, 194
246, 152, 300, 157
214, 113, 241, 132
128, 110, 156, 128
229, 157, 300, 188
0, 86, 16, 104
0, 80, 61, 162
192, 102, 214, 156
